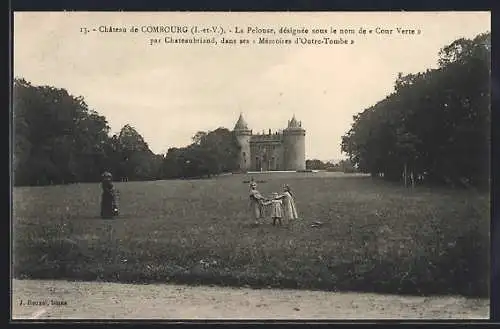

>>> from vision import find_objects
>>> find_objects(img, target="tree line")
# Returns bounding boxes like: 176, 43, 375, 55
305, 159, 358, 173
341, 32, 490, 188
13, 78, 241, 186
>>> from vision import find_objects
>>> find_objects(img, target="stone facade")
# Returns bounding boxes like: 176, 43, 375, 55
233, 113, 306, 172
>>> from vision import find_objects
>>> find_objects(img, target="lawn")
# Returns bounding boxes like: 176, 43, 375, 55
12, 172, 490, 297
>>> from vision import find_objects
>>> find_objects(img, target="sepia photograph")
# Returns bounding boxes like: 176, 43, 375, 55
11, 11, 491, 320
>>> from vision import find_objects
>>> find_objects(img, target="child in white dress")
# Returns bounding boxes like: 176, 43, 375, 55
262, 192, 284, 226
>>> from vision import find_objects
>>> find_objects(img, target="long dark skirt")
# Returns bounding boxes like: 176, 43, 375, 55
101, 192, 117, 219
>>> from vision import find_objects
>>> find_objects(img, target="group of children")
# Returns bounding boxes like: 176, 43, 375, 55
249, 180, 299, 226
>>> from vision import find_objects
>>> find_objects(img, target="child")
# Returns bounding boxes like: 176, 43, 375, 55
262, 192, 284, 226
249, 181, 265, 224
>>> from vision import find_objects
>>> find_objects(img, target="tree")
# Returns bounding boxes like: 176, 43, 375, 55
112, 124, 160, 181
341, 32, 490, 188
160, 127, 240, 179
198, 128, 240, 174
192, 131, 207, 145
12, 79, 164, 185
13, 78, 113, 185
306, 159, 326, 170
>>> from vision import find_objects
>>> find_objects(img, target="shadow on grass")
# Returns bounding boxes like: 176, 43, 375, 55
14, 227, 489, 298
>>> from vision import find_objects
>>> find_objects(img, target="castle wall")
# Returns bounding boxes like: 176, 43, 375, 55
249, 138, 284, 171
233, 116, 306, 172
283, 129, 306, 171
235, 130, 252, 171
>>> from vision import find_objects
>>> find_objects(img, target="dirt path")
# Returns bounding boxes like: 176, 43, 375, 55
11, 279, 489, 320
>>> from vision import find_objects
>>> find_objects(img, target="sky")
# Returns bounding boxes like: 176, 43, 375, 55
13, 12, 490, 161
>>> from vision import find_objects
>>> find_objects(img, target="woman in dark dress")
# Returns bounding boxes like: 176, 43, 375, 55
101, 171, 118, 219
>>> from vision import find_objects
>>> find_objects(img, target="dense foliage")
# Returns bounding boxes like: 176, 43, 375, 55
160, 128, 241, 179
12, 79, 240, 186
341, 32, 490, 188
306, 159, 358, 173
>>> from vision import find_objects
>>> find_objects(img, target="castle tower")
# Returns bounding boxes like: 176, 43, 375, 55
233, 113, 252, 172
283, 114, 306, 171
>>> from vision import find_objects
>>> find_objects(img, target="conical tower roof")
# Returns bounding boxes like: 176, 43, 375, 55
287, 114, 302, 129
234, 113, 249, 130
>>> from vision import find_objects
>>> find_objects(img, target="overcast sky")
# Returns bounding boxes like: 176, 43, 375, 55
14, 12, 489, 161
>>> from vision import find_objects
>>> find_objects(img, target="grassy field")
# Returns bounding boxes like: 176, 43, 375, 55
12, 172, 490, 297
